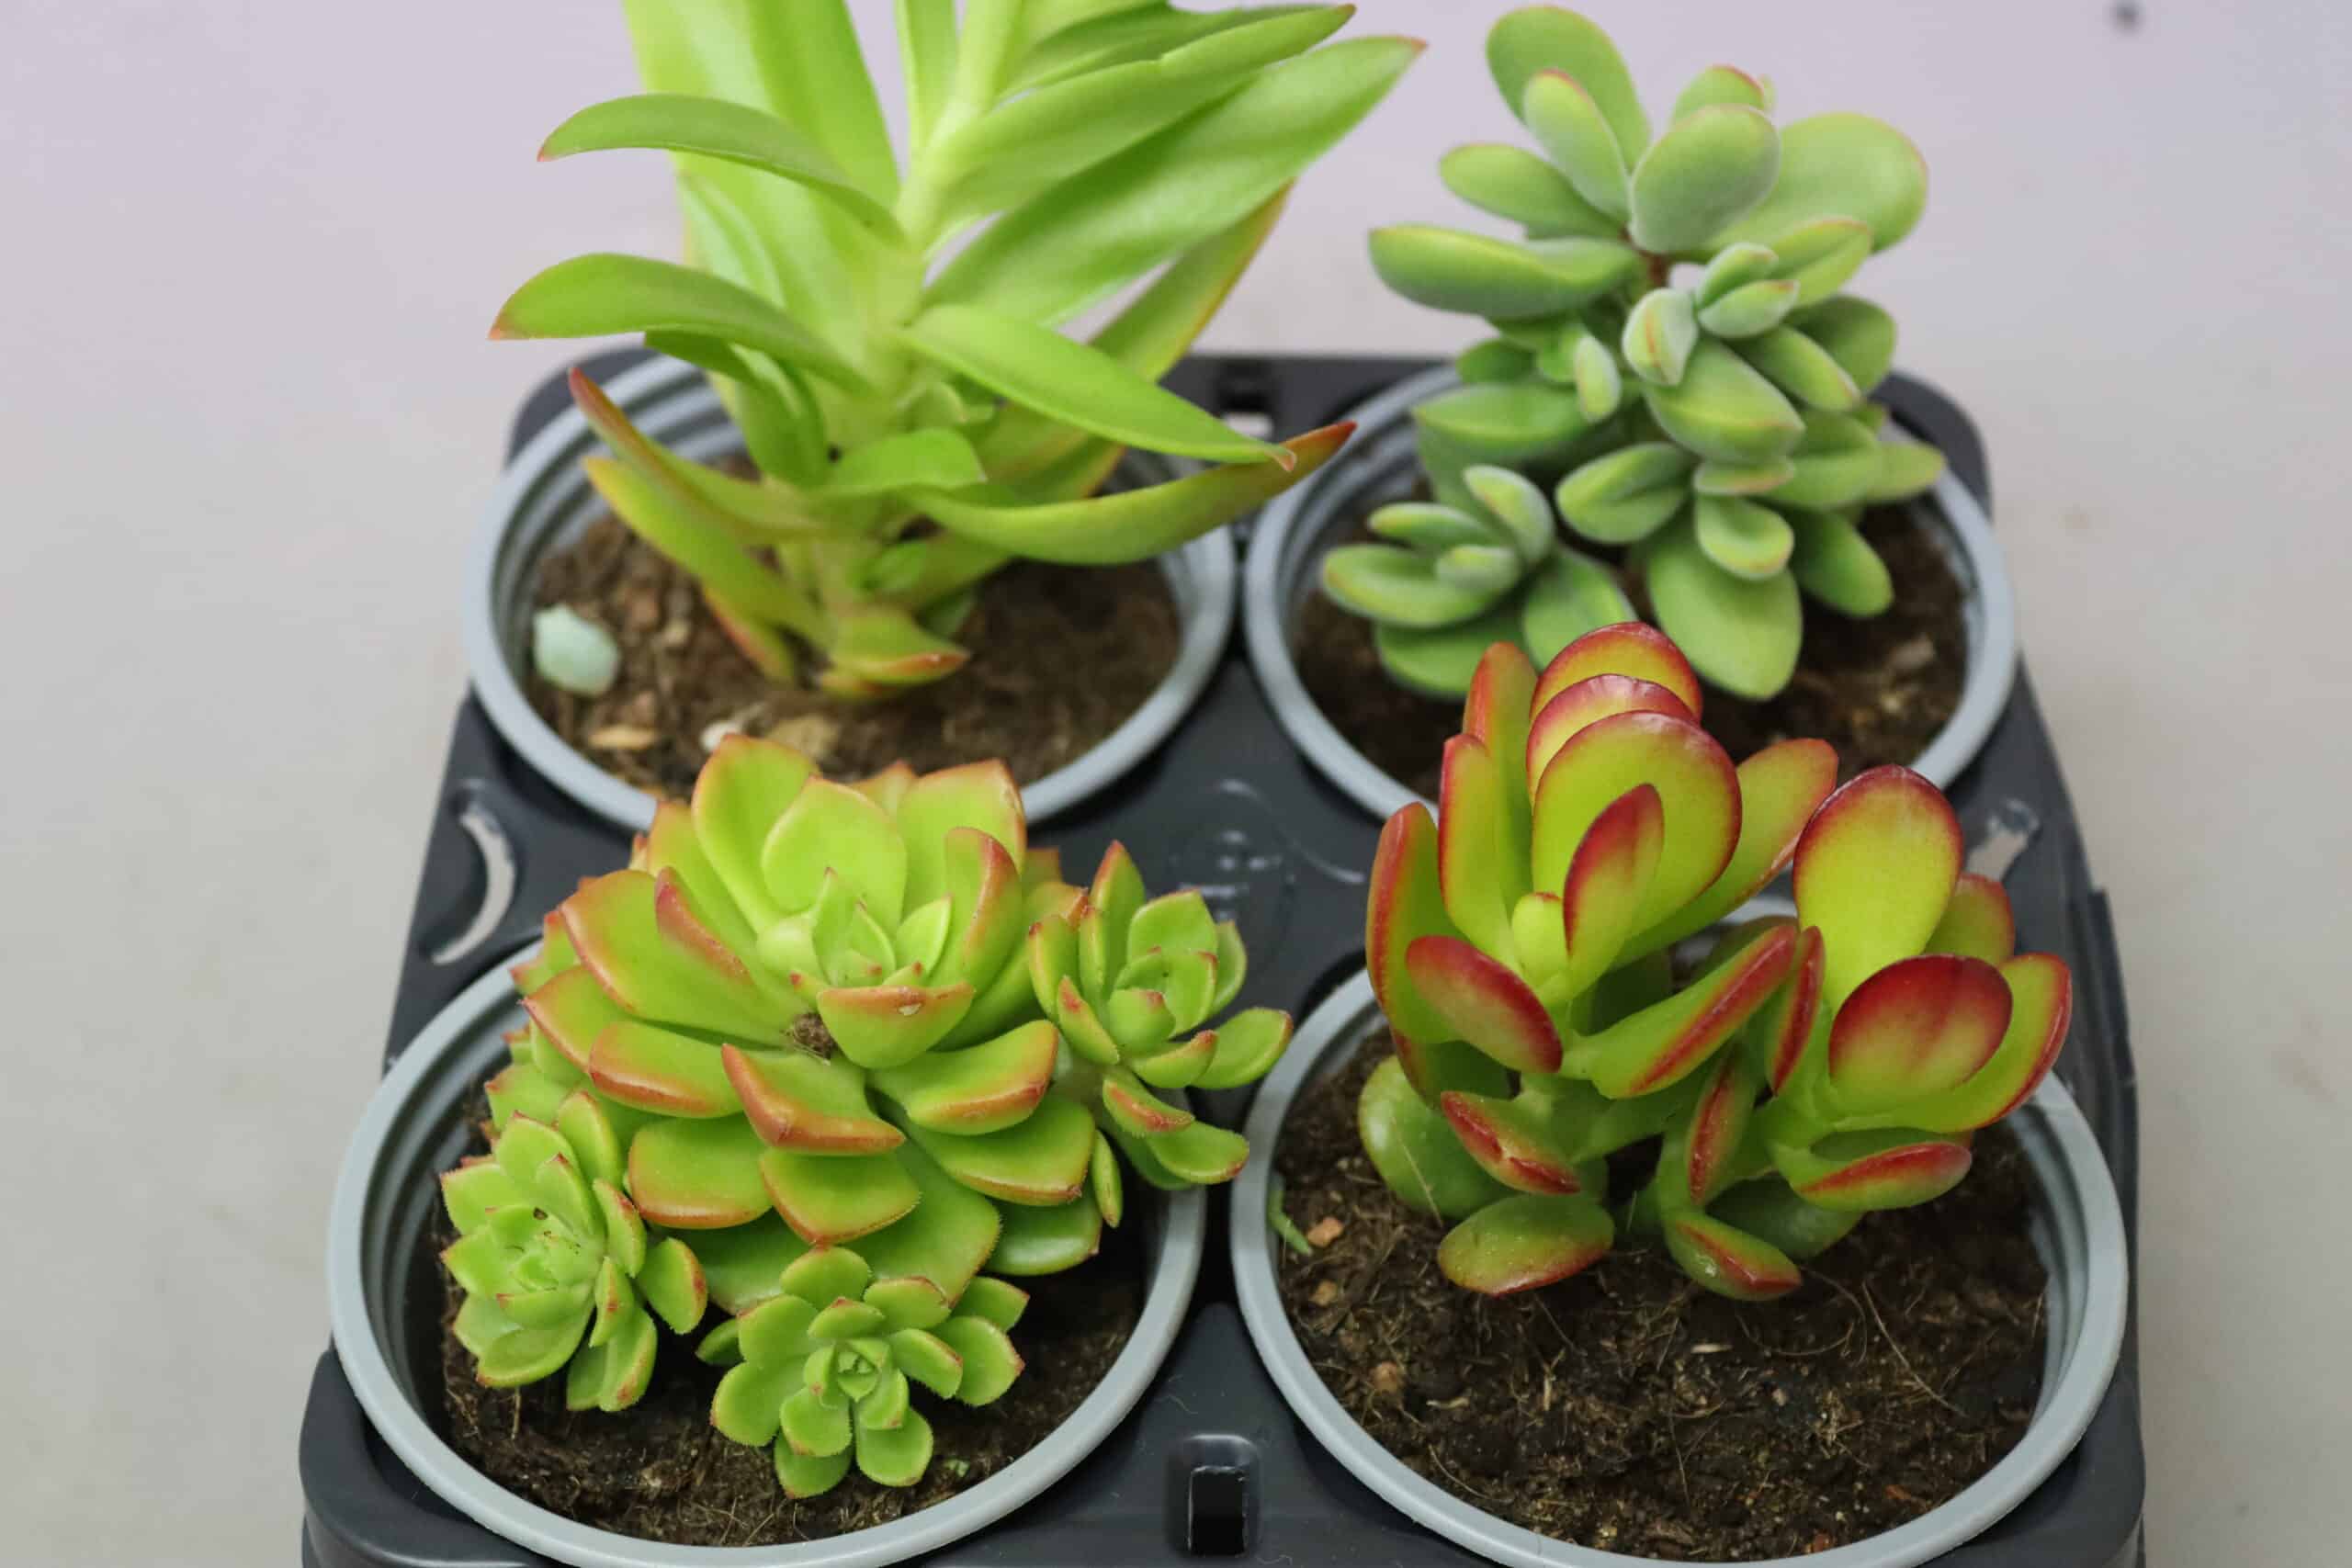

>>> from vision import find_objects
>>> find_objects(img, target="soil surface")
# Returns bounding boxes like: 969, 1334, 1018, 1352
1274, 1032, 2049, 1562
1294, 506, 1967, 798
531, 517, 1181, 801
435, 1101, 1145, 1546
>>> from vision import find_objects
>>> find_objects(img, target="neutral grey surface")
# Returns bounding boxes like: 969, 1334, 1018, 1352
2, 2, 2346, 1562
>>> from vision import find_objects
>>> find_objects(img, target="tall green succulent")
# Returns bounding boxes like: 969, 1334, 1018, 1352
494, 2, 1415, 695
1355, 624, 2071, 1298
463, 735, 1293, 1490
1351, 7, 1948, 700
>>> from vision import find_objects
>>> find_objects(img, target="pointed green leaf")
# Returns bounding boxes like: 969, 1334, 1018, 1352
493, 254, 866, 390
911, 423, 1350, 565
1640, 338, 1804, 463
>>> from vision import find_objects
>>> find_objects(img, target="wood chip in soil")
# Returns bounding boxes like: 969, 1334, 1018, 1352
1294, 505, 1968, 799
1273, 1032, 2049, 1562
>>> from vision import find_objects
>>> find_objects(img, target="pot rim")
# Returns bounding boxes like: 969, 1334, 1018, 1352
327, 954, 1208, 1568
1242, 366, 2020, 822
463, 355, 1238, 836
1229, 969, 2129, 1568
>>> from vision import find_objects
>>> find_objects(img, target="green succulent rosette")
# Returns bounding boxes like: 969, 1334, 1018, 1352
697, 1246, 1028, 1497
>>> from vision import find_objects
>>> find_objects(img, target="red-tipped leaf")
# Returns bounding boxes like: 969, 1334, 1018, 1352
1531, 711, 1740, 931
1532, 623, 1703, 719
1365, 805, 1465, 1048
1439, 1090, 1585, 1195
1525, 674, 1696, 789
1438, 1194, 1615, 1294
1827, 953, 2013, 1115
1557, 784, 1664, 998
1793, 765, 1962, 1006
1572, 924, 1794, 1097
1664, 1211, 1802, 1300
1404, 935, 1563, 1074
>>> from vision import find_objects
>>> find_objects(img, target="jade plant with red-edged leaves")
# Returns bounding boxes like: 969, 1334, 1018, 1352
1355, 622, 2071, 1298
455, 734, 1292, 1495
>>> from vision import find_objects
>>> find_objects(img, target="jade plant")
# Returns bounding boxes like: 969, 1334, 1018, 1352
1353, 623, 2072, 1297
698, 1247, 1027, 1497
1341, 6, 1947, 699
494, 1, 1415, 695
463, 735, 1290, 1488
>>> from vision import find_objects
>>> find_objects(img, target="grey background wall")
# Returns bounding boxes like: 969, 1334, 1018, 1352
2, 1, 2345, 1560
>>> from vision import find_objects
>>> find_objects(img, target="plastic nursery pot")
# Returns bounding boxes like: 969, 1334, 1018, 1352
1242, 366, 2020, 822
1229, 970, 2129, 1568
327, 956, 1208, 1568
464, 354, 1238, 836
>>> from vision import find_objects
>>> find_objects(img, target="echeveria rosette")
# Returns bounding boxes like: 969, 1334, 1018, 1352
697, 1246, 1027, 1497
492, 2, 1414, 694
1630, 768, 2075, 1299
502, 734, 1278, 1293
1361, 6, 1947, 701
1027, 843, 1295, 1192
441, 1104, 709, 1410
1358, 623, 1841, 1293
1319, 464, 1637, 697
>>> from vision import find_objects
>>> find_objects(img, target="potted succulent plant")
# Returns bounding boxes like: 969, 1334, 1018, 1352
329, 736, 1296, 1562
1246, 6, 2018, 821
1229, 625, 2126, 1565
469, 0, 1418, 831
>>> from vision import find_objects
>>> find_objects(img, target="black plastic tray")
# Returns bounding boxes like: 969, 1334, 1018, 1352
303, 355, 2144, 1567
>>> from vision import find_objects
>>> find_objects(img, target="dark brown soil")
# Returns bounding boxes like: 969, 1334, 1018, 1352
435, 1109, 1145, 1545
1294, 507, 1966, 796
1274, 1033, 2048, 1562
531, 517, 1181, 801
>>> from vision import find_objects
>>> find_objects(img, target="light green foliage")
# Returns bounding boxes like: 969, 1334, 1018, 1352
482, 736, 1296, 1492
700, 1246, 1028, 1496
497, 2, 1414, 695
1351, 7, 1947, 700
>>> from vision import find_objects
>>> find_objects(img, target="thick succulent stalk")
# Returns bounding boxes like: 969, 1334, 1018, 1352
492, 3, 1416, 694
1341, 6, 1947, 701
1353, 625, 2070, 1300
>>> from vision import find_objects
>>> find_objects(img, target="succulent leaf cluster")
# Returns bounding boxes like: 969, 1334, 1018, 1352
698, 1246, 1028, 1498
1357, 624, 2072, 1299
496, 1, 1415, 695
1348, 6, 1949, 700
442, 1106, 708, 1411
454, 735, 1291, 1491
1320, 463, 1638, 696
